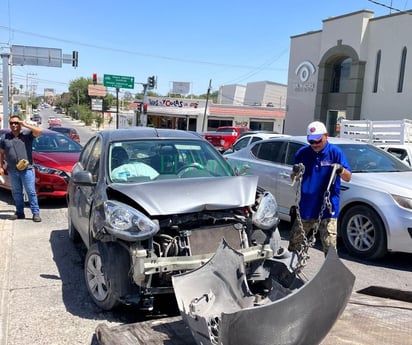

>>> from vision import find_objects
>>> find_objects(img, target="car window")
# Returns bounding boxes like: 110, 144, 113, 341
252, 141, 284, 163
251, 136, 263, 144
79, 137, 98, 168
85, 137, 102, 181
108, 139, 233, 182
233, 137, 250, 151
33, 134, 82, 152
285, 142, 304, 165
338, 144, 412, 172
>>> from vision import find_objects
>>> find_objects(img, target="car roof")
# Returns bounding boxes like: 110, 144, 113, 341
50, 126, 75, 131
240, 132, 290, 139
260, 135, 368, 145
99, 127, 204, 142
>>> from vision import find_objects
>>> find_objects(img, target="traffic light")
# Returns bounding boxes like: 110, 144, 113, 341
143, 103, 148, 115
147, 76, 156, 89
72, 51, 78, 67
93, 73, 97, 85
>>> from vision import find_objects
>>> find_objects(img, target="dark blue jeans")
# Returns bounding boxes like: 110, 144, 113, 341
8, 168, 40, 216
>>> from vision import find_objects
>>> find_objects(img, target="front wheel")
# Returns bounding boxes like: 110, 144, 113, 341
84, 242, 131, 310
340, 205, 387, 260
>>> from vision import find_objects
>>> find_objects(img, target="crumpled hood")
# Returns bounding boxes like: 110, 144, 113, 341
109, 175, 259, 216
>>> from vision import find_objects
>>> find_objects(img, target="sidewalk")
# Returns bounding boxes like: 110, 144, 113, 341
0, 195, 16, 345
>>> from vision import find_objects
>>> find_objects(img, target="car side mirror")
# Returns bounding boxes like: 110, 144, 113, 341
72, 171, 95, 186
234, 164, 251, 176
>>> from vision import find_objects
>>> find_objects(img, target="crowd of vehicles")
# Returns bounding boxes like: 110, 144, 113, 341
66, 127, 354, 344
225, 135, 412, 260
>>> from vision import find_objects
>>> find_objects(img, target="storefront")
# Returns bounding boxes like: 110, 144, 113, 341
129, 97, 286, 133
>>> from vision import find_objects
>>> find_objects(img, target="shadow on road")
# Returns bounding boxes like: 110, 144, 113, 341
49, 228, 179, 327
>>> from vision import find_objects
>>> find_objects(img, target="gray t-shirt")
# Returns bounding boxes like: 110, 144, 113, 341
0, 130, 34, 171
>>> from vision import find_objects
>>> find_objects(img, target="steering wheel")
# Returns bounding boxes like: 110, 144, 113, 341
177, 163, 205, 177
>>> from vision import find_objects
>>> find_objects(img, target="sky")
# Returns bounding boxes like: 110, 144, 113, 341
0, 0, 410, 98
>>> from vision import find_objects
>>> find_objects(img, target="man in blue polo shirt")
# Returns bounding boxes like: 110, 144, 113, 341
288, 121, 352, 255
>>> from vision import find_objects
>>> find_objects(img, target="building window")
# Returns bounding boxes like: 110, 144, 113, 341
373, 50, 381, 93
397, 47, 407, 93
330, 58, 352, 93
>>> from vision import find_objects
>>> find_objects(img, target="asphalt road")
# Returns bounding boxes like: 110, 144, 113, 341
0, 111, 411, 345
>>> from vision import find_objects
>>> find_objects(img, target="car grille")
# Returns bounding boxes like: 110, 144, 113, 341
188, 224, 243, 255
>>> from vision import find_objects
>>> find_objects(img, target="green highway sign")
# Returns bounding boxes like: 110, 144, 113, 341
103, 74, 135, 89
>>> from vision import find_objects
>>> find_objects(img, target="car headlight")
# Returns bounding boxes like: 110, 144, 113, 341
391, 194, 412, 210
33, 164, 65, 176
252, 192, 280, 230
104, 200, 159, 240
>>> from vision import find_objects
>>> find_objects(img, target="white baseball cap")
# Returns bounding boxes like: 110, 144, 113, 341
307, 121, 327, 141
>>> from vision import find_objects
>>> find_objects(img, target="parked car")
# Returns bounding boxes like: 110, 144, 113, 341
50, 126, 80, 143
0, 129, 82, 199
67, 127, 292, 311
48, 117, 62, 127
225, 136, 412, 260
223, 132, 290, 154
31, 113, 42, 124
202, 126, 251, 152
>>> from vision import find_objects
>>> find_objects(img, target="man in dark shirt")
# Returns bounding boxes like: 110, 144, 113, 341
0, 115, 43, 222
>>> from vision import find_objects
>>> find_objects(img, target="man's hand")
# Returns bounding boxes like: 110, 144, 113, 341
333, 163, 344, 175
292, 164, 304, 174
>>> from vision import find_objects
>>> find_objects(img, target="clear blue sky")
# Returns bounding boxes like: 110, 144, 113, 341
0, 0, 409, 97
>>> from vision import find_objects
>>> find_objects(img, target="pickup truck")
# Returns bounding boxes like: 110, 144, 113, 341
203, 126, 251, 152
340, 119, 412, 167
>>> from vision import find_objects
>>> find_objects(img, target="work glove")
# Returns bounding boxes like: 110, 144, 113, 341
333, 163, 343, 175
292, 164, 305, 174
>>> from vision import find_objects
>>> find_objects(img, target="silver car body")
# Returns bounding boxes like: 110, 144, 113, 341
225, 136, 412, 259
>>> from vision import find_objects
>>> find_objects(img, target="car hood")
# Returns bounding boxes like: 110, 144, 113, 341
350, 171, 412, 196
109, 175, 259, 216
33, 152, 81, 172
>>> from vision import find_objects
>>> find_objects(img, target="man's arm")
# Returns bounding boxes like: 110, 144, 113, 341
0, 149, 5, 175
20, 120, 42, 137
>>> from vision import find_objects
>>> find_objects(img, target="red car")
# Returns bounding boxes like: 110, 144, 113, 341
0, 129, 82, 199
49, 126, 81, 143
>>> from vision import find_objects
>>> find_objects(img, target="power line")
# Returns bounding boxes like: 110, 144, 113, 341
0, 26, 285, 72
367, 0, 411, 13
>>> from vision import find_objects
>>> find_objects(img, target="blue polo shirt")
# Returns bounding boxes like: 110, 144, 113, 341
294, 141, 351, 220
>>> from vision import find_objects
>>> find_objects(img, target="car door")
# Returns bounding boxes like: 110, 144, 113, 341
275, 141, 305, 219
247, 140, 287, 209
71, 136, 102, 246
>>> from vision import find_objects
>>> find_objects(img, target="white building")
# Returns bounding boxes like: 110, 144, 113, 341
219, 81, 287, 108
285, 10, 412, 136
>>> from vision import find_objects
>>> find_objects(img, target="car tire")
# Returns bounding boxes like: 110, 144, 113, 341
84, 242, 131, 311
340, 205, 387, 260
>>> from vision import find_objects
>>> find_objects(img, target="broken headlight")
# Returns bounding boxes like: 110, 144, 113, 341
252, 192, 279, 230
104, 200, 159, 240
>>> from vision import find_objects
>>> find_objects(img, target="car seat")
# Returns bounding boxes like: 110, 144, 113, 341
111, 146, 129, 170
157, 145, 179, 174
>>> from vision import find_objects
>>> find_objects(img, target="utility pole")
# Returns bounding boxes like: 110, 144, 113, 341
1, 49, 10, 128
202, 79, 212, 132
26, 72, 36, 119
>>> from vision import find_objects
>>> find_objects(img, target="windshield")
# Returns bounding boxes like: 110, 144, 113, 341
108, 139, 234, 183
33, 133, 83, 153
338, 144, 412, 173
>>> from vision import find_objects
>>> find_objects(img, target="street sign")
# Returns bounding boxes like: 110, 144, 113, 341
12, 45, 63, 67
91, 98, 103, 111
88, 84, 107, 97
103, 74, 135, 89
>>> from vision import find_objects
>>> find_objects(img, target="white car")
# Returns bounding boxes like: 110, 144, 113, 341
225, 136, 412, 260
223, 132, 290, 154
